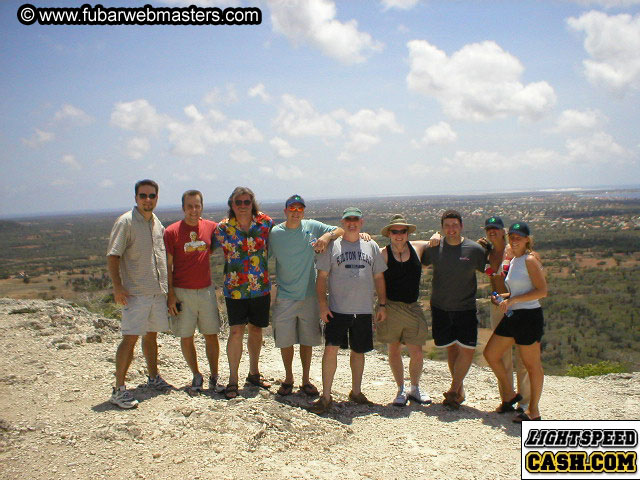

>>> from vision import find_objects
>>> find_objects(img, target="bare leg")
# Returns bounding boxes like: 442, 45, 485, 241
180, 336, 200, 375
484, 334, 517, 401
141, 331, 159, 378
350, 351, 366, 395
115, 335, 138, 387
320, 345, 339, 401
203, 334, 220, 377
247, 324, 263, 376
407, 344, 424, 387
387, 342, 405, 389
517, 342, 544, 419
280, 345, 295, 384
448, 344, 474, 396
300, 345, 313, 385
227, 324, 245, 385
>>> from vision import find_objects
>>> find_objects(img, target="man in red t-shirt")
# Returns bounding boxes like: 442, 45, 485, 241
164, 190, 222, 392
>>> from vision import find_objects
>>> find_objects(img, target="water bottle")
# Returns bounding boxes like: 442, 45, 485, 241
492, 291, 513, 317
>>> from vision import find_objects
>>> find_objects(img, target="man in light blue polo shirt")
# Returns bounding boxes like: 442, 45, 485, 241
269, 194, 343, 397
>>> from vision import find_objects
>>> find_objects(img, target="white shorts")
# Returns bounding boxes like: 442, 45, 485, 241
272, 295, 321, 348
121, 294, 169, 336
170, 286, 221, 337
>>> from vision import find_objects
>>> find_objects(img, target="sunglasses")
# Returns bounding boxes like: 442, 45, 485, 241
234, 199, 252, 206
137, 193, 157, 199
287, 206, 304, 212
389, 229, 408, 235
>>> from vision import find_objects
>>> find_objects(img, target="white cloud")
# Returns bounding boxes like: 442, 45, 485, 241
566, 131, 630, 162
248, 83, 271, 102
345, 108, 403, 133
381, 0, 419, 10
60, 154, 81, 170
230, 149, 255, 163
554, 109, 604, 133
268, 0, 383, 64
270, 137, 298, 158
201, 173, 217, 181
259, 163, 303, 179
22, 128, 55, 147
111, 99, 168, 135
568, 11, 640, 94
203, 84, 238, 105
126, 137, 151, 159
167, 106, 263, 157
274, 94, 342, 137
99, 179, 114, 188
50, 178, 72, 187
53, 104, 93, 126
417, 121, 457, 146
407, 40, 556, 121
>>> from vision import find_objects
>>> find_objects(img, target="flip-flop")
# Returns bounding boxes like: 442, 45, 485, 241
300, 383, 319, 397
224, 383, 238, 400
246, 373, 271, 389
443, 391, 461, 409
496, 393, 523, 413
308, 396, 332, 415
277, 382, 294, 396
513, 412, 541, 423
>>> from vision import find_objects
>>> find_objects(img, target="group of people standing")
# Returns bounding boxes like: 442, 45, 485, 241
106, 179, 547, 424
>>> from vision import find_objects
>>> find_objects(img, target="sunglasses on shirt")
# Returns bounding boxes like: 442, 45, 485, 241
389, 229, 408, 235
287, 206, 304, 212
234, 199, 252, 206
137, 193, 157, 199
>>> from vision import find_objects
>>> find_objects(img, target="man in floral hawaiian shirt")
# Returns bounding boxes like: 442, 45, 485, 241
214, 186, 273, 399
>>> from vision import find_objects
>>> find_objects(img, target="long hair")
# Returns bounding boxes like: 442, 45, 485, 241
227, 186, 259, 219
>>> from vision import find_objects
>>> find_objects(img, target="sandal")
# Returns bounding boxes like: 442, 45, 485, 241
246, 373, 271, 389
277, 382, 294, 396
443, 391, 463, 409
300, 383, 319, 397
496, 393, 523, 413
513, 412, 541, 423
309, 396, 332, 415
224, 383, 238, 400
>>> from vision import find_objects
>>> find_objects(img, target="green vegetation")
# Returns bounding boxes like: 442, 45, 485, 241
565, 361, 627, 378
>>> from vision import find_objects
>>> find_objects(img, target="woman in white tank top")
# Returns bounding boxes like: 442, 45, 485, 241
483, 222, 547, 422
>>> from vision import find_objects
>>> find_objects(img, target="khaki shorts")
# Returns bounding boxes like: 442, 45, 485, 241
121, 294, 169, 336
170, 286, 221, 337
376, 300, 429, 346
272, 295, 321, 348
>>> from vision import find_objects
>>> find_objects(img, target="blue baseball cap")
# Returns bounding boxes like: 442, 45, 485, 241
485, 216, 504, 229
508, 222, 530, 237
285, 194, 305, 208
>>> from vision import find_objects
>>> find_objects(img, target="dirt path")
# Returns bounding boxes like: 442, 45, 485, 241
0, 299, 638, 480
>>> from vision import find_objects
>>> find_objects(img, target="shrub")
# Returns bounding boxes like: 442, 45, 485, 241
565, 361, 627, 378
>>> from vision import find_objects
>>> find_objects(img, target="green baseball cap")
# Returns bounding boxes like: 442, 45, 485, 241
342, 207, 363, 219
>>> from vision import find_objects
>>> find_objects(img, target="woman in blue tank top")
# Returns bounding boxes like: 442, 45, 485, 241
483, 222, 547, 422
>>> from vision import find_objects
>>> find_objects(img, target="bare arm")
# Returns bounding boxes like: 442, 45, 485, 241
502, 255, 547, 312
166, 253, 178, 316
313, 227, 343, 253
373, 272, 387, 324
107, 255, 129, 306
316, 270, 332, 323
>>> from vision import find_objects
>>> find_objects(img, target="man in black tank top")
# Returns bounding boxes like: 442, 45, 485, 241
378, 215, 435, 406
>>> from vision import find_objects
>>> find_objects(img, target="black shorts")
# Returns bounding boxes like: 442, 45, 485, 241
225, 294, 271, 328
324, 312, 373, 354
494, 307, 544, 345
430, 305, 478, 349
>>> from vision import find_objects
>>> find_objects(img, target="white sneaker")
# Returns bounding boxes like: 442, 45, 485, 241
392, 388, 408, 407
408, 385, 432, 404
110, 386, 139, 409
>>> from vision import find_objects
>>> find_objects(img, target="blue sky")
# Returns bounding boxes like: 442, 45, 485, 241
1, 0, 639, 217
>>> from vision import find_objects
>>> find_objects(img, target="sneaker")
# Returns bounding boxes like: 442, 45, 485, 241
147, 375, 172, 391
348, 391, 374, 405
408, 385, 432, 404
209, 375, 225, 393
392, 388, 408, 407
190, 373, 204, 392
110, 386, 138, 409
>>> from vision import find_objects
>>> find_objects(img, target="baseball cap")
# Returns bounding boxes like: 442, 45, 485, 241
508, 222, 530, 237
485, 216, 504, 229
342, 207, 362, 219
285, 194, 306, 208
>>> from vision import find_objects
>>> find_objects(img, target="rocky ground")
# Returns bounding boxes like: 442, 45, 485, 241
0, 298, 638, 480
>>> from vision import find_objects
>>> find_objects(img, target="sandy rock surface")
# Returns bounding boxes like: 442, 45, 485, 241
0, 298, 638, 480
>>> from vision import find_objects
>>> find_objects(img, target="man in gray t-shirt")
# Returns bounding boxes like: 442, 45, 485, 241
310, 207, 387, 414
421, 209, 486, 409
